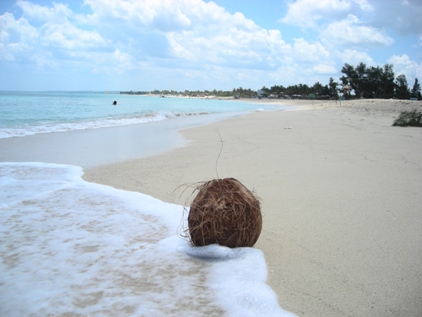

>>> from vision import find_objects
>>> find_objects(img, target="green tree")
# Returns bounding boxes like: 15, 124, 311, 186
341, 62, 396, 99
321, 84, 331, 98
270, 85, 285, 98
340, 63, 358, 98
364, 66, 381, 98
395, 74, 410, 99
361, 64, 395, 98
258, 86, 270, 98
379, 64, 395, 99
410, 78, 421, 100
328, 77, 339, 99
285, 84, 310, 97
355, 62, 368, 98
311, 82, 324, 97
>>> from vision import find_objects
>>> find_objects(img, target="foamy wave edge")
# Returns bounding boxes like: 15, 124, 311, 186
0, 111, 212, 139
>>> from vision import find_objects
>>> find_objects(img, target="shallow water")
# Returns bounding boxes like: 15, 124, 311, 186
0, 162, 296, 317
0, 91, 282, 139
0, 91, 289, 168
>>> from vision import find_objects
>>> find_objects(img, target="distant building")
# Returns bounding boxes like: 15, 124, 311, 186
257, 90, 267, 99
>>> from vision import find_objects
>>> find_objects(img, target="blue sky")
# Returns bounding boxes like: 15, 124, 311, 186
1, 0, 421, 91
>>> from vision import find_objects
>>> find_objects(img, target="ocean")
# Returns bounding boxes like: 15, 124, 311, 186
0, 91, 295, 316
0, 91, 280, 139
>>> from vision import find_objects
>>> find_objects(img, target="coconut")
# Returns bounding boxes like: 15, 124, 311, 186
188, 178, 262, 248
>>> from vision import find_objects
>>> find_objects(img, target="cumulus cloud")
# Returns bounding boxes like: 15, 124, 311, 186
80, 0, 296, 71
0, 12, 38, 61
0, 0, 421, 91
1, 2, 108, 67
313, 64, 337, 74
281, 0, 422, 38
43, 22, 107, 50
388, 54, 422, 84
321, 14, 394, 48
292, 38, 330, 63
0, 12, 37, 43
167, 26, 290, 70
280, 0, 366, 28
84, 0, 224, 31
17, 0, 73, 22
335, 49, 375, 66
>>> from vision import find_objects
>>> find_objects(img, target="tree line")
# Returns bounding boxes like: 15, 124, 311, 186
261, 63, 421, 100
121, 62, 421, 100
339, 63, 420, 100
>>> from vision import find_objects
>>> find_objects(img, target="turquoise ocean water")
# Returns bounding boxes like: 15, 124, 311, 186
0, 91, 281, 138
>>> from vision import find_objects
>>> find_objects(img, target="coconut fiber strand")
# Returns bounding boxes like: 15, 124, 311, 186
188, 178, 262, 248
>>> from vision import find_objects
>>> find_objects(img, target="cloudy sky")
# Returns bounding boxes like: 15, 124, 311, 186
1, 0, 421, 91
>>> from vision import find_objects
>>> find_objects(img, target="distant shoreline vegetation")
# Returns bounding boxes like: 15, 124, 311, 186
120, 62, 422, 101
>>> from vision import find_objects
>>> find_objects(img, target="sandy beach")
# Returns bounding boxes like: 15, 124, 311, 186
84, 98, 422, 317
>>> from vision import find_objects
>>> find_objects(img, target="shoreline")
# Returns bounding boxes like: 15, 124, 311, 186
84, 99, 422, 316
0, 110, 255, 169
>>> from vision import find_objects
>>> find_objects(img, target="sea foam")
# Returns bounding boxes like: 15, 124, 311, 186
0, 162, 296, 316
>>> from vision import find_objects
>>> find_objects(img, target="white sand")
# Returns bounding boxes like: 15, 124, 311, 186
84, 99, 422, 317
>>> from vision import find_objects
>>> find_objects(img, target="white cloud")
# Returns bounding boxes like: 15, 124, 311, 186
280, 0, 354, 28
1, 3, 108, 68
166, 26, 291, 70
0, 12, 37, 43
1, 0, 420, 91
388, 54, 422, 84
15, 1, 108, 51
321, 14, 394, 48
0, 12, 38, 61
112, 49, 133, 72
270, 62, 323, 86
335, 49, 375, 66
1, 0, 345, 88
80, 0, 286, 70
389, 54, 414, 70
84, 0, 222, 31
292, 38, 330, 63
313, 64, 337, 74
79, 0, 291, 71
17, 0, 73, 22
42, 22, 107, 50
280, 0, 421, 49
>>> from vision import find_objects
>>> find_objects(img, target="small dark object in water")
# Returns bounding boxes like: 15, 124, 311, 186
112, 101, 117, 105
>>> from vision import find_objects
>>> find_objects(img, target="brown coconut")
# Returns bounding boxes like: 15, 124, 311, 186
188, 178, 262, 248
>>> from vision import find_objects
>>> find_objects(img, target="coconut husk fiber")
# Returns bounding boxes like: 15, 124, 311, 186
188, 178, 262, 248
